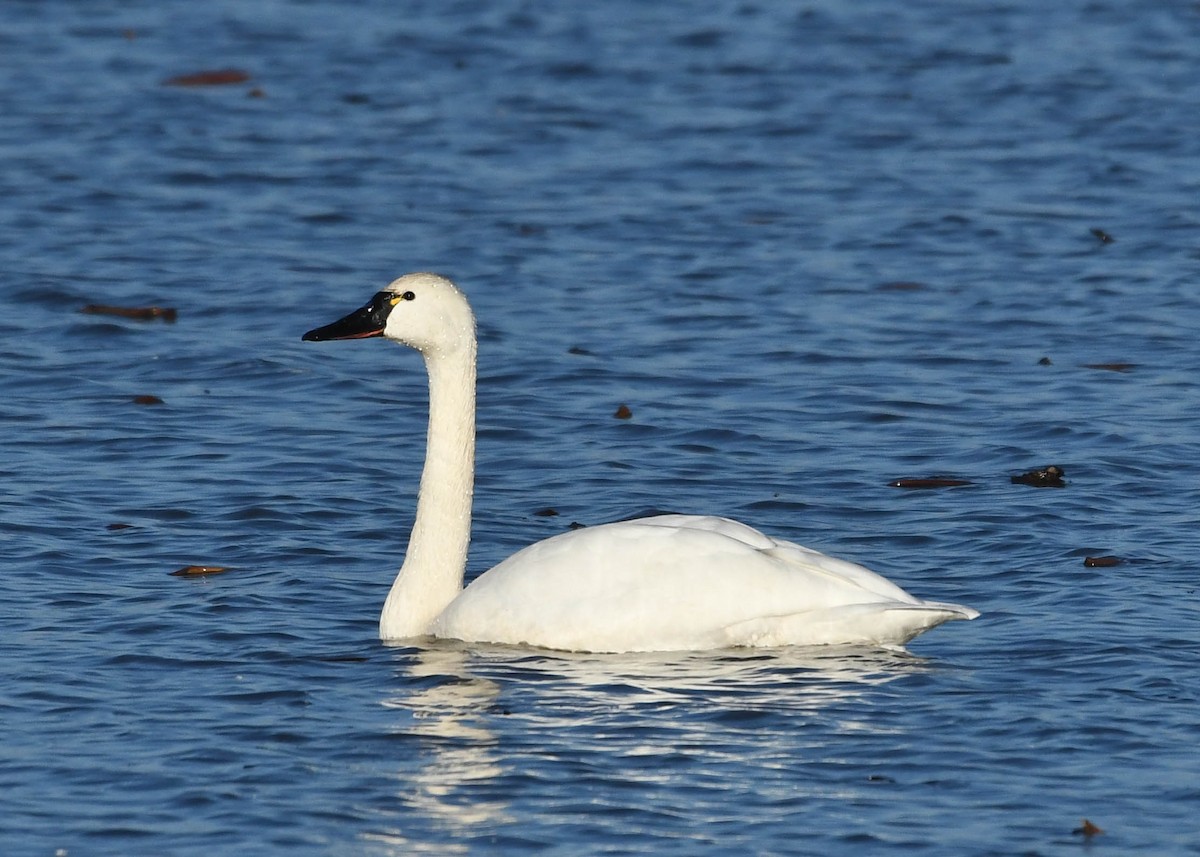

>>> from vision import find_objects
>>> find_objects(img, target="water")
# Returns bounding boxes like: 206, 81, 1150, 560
2, 0, 1199, 853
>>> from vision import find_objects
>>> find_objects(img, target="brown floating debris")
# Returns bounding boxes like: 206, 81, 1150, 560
132, 395, 164, 406
170, 565, 231, 577
163, 68, 251, 87
1084, 555, 1123, 568
1083, 362, 1136, 372
81, 304, 177, 322
1011, 465, 1065, 487
1089, 228, 1114, 244
888, 477, 973, 489
533, 507, 559, 517
1073, 819, 1104, 837
614, 403, 633, 419
1037, 356, 1052, 366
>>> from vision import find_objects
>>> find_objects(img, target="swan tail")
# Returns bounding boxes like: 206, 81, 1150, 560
722, 601, 979, 649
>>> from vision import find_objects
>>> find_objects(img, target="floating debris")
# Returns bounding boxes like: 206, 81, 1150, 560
533, 507, 559, 517
888, 477, 973, 489
614, 403, 633, 419
1073, 819, 1104, 837
132, 395, 164, 406
170, 565, 231, 577
81, 304, 177, 322
1083, 362, 1136, 372
1037, 356, 1052, 366
163, 68, 251, 87
1089, 228, 1115, 244
1084, 555, 1122, 568
1011, 465, 1065, 487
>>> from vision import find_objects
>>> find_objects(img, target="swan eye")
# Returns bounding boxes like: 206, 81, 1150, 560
390, 290, 416, 306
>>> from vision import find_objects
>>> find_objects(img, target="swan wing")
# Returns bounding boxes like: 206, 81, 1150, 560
431, 515, 975, 652
722, 602, 979, 648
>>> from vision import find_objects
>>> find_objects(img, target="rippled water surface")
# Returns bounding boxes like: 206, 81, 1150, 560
3, 1, 1200, 854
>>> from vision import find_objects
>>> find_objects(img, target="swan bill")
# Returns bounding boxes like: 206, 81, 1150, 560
302, 291, 395, 341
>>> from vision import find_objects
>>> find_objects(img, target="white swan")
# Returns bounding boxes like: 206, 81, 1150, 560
303, 273, 978, 653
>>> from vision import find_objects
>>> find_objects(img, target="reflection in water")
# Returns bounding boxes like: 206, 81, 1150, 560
362, 643, 933, 853
472, 644, 927, 715
365, 646, 510, 854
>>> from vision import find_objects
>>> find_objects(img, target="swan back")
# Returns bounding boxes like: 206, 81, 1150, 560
432, 515, 978, 652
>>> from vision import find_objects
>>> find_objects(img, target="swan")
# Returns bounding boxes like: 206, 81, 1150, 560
302, 273, 978, 652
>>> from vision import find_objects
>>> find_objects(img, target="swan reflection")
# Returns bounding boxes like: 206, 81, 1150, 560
363, 642, 934, 853
367, 646, 509, 854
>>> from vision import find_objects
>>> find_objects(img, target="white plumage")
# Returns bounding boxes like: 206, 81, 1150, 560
303, 273, 978, 653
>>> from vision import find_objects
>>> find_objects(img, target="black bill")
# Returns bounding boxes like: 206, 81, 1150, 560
302, 291, 394, 341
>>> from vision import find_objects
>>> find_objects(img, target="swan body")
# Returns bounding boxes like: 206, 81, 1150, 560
303, 273, 978, 653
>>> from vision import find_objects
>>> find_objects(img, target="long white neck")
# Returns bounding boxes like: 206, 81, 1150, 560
380, 339, 477, 640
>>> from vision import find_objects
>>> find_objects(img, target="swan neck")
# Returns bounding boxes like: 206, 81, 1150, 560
380, 341, 476, 639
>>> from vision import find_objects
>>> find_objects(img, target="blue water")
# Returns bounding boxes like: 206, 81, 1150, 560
3, 0, 1200, 853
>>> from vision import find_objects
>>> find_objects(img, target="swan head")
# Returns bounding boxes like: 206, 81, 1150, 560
302, 272, 475, 358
